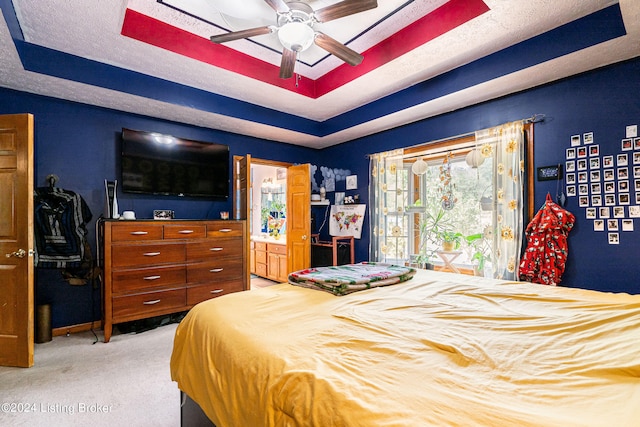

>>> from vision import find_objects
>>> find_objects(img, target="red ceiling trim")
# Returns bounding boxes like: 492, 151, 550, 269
314, 0, 490, 97
121, 0, 489, 99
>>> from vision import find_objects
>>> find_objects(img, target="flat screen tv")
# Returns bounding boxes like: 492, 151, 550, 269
120, 128, 229, 199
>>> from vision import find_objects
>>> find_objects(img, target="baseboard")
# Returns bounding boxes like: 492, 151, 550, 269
52, 321, 102, 337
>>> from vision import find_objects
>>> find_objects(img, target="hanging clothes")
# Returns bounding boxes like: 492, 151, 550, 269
519, 193, 575, 285
34, 186, 93, 278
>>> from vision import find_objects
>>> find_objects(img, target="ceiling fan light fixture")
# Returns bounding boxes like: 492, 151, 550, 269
278, 22, 314, 52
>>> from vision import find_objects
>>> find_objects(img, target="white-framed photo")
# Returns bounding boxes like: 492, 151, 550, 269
566, 173, 576, 184
578, 184, 589, 195
599, 207, 610, 218
635, 137, 640, 150
566, 160, 575, 172
634, 152, 640, 165
602, 155, 614, 167
583, 132, 594, 144
566, 185, 576, 197
579, 196, 589, 207
608, 219, 619, 231
608, 232, 620, 245
635, 179, 640, 191
637, 192, 640, 204
622, 138, 633, 151
618, 167, 629, 180
571, 135, 581, 147
577, 147, 588, 158
613, 206, 625, 218
603, 169, 615, 181
619, 193, 630, 205
605, 194, 616, 206
629, 205, 640, 218
591, 195, 602, 206
591, 183, 601, 194
617, 154, 628, 166
578, 172, 588, 183
589, 144, 599, 157
590, 170, 601, 182
345, 174, 358, 190
566, 148, 576, 159
577, 159, 588, 171
604, 182, 615, 193
622, 219, 634, 232
590, 158, 600, 169
634, 166, 640, 178
585, 208, 596, 219
618, 180, 629, 192
594, 219, 605, 231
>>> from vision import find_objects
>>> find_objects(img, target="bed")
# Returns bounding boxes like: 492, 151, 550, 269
170, 265, 640, 426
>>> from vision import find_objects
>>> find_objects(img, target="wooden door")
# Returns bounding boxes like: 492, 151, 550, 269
0, 114, 34, 368
286, 164, 311, 274
233, 155, 251, 290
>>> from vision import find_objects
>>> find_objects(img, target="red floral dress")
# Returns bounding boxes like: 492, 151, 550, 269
519, 194, 575, 285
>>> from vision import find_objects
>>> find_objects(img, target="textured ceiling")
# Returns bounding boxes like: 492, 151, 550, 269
1, 0, 639, 148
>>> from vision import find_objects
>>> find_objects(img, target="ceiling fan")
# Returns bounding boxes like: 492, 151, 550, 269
209, 0, 378, 79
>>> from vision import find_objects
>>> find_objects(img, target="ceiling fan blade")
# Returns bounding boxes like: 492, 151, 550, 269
314, 0, 378, 23
279, 48, 297, 79
314, 32, 363, 66
263, 0, 290, 14
210, 26, 273, 44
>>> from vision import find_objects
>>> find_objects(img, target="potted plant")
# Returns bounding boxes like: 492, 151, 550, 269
438, 230, 462, 252
414, 206, 450, 269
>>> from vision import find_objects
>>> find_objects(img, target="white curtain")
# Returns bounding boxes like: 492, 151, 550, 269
475, 120, 525, 280
369, 148, 404, 262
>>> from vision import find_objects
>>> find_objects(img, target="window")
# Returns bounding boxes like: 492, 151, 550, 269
370, 121, 531, 279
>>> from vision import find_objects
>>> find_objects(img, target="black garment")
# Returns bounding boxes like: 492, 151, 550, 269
34, 186, 92, 270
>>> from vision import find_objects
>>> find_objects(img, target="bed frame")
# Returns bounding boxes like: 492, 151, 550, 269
180, 392, 215, 427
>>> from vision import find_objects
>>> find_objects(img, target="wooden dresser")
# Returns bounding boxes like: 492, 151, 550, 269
102, 220, 247, 342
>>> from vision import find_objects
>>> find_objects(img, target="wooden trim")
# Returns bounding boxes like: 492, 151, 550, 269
524, 122, 535, 221
52, 320, 102, 337
403, 134, 476, 157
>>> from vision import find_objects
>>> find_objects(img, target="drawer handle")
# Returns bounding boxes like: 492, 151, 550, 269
143, 252, 161, 257
219, 228, 232, 233
143, 299, 161, 305
178, 230, 194, 234
210, 289, 224, 294
130, 231, 149, 235
209, 268, 224, 273
209, 247, 224, 252
143, 275, 161, 281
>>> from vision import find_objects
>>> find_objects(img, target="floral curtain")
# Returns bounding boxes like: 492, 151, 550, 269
475, 120, 525, 280
369, 148, 404, 262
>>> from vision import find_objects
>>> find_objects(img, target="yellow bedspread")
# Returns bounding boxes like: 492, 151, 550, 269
170, 269, 640, 427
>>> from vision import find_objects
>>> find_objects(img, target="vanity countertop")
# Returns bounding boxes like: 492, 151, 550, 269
251, 235, 286, 244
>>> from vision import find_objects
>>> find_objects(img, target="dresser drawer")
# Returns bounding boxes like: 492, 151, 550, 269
255, 249, 267, 264
111, 265, 186, 293
112, 243, 185, 267
207, 221, 244, 238
164, 225, 206, 239
187, 280, 245, 306
112, 288, 186, 318
254, 262, 267, 277
187, 238, 243, 260
267, 243, 287, 255
111, 224, 163, 241
254, 241, 267, 251
187, 258, 243, 283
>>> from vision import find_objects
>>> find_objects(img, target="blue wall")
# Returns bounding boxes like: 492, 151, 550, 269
2, 56, 640, 328
320, 57, 640, 295
0, 88, 316, 328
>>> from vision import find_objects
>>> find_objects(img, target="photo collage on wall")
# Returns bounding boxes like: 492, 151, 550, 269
565, 127, 640, 245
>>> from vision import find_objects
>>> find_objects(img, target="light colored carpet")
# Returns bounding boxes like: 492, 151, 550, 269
0, 323, 180, 427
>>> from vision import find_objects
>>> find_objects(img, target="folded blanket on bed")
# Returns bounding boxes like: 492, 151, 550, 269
288, 262, 416, 295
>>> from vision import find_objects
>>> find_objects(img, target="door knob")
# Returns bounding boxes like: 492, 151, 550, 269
302, 235, 307, 240
6, 249, 27, 258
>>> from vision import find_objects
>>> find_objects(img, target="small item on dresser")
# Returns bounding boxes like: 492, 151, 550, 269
220, 211, 229, 220
153, 209, 174, 220
122, 210, 136, 220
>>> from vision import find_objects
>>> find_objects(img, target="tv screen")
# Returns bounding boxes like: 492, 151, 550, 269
120, 128, 229, 199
